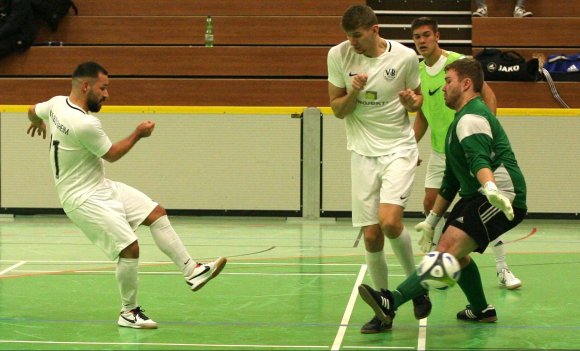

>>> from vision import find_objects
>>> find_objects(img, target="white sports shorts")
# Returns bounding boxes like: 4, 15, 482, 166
425, 150, 446, 189
350, 148, 418, 227
66, 179, 158, 260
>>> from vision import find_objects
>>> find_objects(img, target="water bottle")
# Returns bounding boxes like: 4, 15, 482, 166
205, 16, 214, 47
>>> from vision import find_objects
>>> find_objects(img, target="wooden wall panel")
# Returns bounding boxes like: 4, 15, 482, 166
74, 0, 364, 16
471, 0, 580, 17
0, 78, 330, 107
2, 78, 577, 108
0, 46, 329, 77
472, 18, 580, 47
36, 16, 344, 46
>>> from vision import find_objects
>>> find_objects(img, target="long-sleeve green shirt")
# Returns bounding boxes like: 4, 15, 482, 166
440, 97, 527, 210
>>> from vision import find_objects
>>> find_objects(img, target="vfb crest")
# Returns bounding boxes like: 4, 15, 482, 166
383, 68, 397, 80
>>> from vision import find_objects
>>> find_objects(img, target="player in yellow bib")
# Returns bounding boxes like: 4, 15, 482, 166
411, 17, 522, 289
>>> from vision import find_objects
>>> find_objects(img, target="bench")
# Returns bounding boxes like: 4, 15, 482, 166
0, 46, 329, 77
75, 0, 364, 16
36, 16, 345, 46
472, 0, 580, 17
472, 18, 580, 47
472, 48, 579, 61
0, 78, 329, 107
487, 82, 578, 108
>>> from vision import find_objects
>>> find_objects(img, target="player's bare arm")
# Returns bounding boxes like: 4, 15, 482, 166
329, 73, 368, 119
398, 86, 423, 112
481, 82, 497, 115
102, 121, 155, 163
431, 193, 451, 217
26, 104, 46, 139
413, 109, 429, 143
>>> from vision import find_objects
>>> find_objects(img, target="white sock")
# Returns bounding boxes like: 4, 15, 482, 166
365, 250, 389, 290
150, 215, 197, 277
491, 238, 508, 273
116, 257, 139, 312
389, 227, 416, 277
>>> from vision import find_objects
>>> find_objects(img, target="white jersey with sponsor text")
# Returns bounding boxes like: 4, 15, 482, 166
327, 39, 420, 156
35, 96, 112, 212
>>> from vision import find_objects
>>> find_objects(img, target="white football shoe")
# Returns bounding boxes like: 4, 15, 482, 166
498, 268, 522, 290
117, 307, 158, 329
185, 257, 227, 292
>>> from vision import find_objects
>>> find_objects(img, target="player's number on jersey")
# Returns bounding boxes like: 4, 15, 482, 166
52, 140, 60, 179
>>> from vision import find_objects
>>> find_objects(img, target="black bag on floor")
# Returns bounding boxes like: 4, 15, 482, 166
0, 0, 37, 57
475, 48, 540, 81
30, 0, 77, 32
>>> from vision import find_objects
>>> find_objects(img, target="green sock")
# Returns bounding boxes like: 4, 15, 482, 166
457, 259, 488, 313
392, 272, 427, 309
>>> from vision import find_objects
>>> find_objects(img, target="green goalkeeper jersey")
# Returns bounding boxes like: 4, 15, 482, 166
419, 51, 463, 153
440, 97, 527, 210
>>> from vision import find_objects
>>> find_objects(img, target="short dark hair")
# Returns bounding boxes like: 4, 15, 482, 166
72, 62, 108, 79
411, 17, 439, 33
445, 58, 484, 93
342, 5, 378, 32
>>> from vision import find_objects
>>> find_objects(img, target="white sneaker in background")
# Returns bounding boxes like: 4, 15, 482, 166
498, 268, 522, 290
472, 6, 488, 17
514, 6, 533, 17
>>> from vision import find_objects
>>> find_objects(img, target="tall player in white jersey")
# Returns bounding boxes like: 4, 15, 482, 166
26, 62, 227, 329
327, 5, 430, 334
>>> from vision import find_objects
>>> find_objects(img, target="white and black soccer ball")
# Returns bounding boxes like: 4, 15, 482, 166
417, 251, 461, 290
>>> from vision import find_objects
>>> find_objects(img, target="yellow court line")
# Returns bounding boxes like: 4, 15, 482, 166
2, 105, 579, 117
498, 108, 580, 117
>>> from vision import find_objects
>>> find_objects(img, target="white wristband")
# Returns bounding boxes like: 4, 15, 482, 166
484, 181, 498, 192
425, 210, 442, 228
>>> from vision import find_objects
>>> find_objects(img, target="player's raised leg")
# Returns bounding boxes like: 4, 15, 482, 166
145, 205, 227, 291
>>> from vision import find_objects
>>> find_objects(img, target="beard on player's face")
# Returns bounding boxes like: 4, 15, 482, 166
87, 92, 103, 112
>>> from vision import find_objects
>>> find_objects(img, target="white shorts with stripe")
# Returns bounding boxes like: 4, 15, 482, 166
66, 179, 158, 260
350, 148, 418, 227
425, 150, 446, 189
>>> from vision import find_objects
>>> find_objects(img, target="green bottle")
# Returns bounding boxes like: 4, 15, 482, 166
205, 16, 214, 47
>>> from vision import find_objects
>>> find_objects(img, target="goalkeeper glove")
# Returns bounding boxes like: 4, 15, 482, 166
415, 210, 442, 253
482, 181, 514, 221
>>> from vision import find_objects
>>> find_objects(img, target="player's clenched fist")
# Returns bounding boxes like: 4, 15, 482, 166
136, 120, 155, 138
351, 73, 368, 91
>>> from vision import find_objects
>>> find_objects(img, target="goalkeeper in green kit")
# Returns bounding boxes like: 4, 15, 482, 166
411, 17, 523, 290
358, 57, 527, 325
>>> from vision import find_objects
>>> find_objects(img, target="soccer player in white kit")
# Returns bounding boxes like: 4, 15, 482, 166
327, 5, 430, 333
26, 62, 227, 329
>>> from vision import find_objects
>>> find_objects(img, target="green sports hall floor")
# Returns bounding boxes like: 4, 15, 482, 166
0, 215, 578, 350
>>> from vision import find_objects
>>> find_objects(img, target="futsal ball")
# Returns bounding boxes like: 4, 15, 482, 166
417, 251, 461, 290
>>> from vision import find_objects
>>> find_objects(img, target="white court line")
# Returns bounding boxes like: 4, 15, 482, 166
331, 264, 367, 351
343, 347, 414, 350
0, 261, 26, 275
0, 340, 327, 349
417, 317, 428, 351
0, 260, 403, 267
10, 270, 406, 278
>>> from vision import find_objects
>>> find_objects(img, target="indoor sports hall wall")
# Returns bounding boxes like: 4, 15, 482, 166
0, 108, 301, 214
1, 107, 579, 216
322, 108, 580, 216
